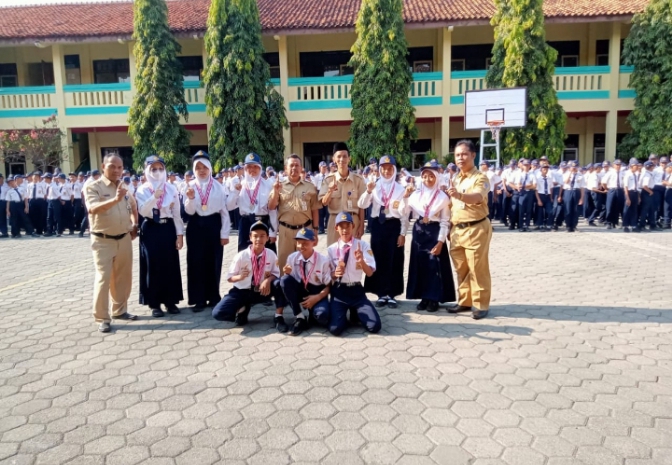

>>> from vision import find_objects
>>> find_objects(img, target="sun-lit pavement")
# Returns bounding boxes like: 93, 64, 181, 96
1, 222, 671, 465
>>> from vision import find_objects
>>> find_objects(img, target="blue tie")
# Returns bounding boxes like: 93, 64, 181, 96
544, 177, 548, 194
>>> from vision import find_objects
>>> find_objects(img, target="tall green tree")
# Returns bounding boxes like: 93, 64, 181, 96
203, 0, 287, 167
128, 0, 191, 169
348, 0, 417, 167
486, 0, 566, 164
620, 0, 672, 158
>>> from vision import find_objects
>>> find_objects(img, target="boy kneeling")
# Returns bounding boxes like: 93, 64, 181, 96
327, 212, 382, 336
280, 228, 331, 336
212, 221, 289, 332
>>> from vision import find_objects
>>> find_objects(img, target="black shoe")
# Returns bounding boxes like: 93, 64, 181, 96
275, 316, 289, 333
375, 297, 388, 308
0, 234, 8, 238
633, 227, 641, 233
206, 301, 217, 308
318, 230, 325, 234
508, 226, 515, 230
235, 311, 249, 326
567, 228, 575, 233
588, 222, 596, 227
192, 305, 206, 313
448, 305, 472, 314
427, 301, 439, 313
68, 231, 74, 235
523, 227, 529, 232
165, 304, 180, 314
552, 226, 558, 231
349, 310, 361, 326
533, 226, 541, 231
78, 232, 84, 237
290, 318, 307, 336
416, 299, 428, 311
262, 298, 274, 307
624, 227, 631, 233
31, 233, 39, 237
387, 299, 398, 309
112, 312, 138, 320
607, 224, 613, 230
152, 308, 165, 318
472, 309, 489, 320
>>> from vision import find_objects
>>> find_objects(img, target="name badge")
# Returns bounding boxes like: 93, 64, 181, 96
347, 200, 353, 210
152, 208, 160, 222
300, 200, 308, 211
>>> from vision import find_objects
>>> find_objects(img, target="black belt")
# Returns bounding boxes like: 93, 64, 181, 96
245, 214, 269, 221
279, 219, 312, 230
148, 218, 173, 224
91, 231, 127, 240
454, 217, 488, 229
334, 282, 362, 288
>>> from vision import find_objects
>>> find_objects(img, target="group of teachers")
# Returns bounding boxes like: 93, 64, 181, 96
84, 140, 492, 334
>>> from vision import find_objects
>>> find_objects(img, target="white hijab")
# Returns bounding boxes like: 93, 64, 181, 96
243, 163, 262, 189
409, 167, 443, 217
143, 161, 175, 207
193, 158, 213, 188
373, 164, 399, 205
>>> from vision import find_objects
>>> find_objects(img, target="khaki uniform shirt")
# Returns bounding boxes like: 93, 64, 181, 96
318, 171, 366, 214
85, 175, 136, 236
276, 179, 319, 225
451, 167, 490, 224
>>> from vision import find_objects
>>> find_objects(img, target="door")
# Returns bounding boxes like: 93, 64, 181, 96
303, 142, 337, 172
562, 148, 578, 162
27, 62, 54, 86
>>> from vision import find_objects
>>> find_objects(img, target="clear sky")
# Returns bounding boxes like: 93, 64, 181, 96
2, 0, 129, 6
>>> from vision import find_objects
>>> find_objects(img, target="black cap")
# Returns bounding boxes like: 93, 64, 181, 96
250, 221, 269, 234
333, 142, 349, 155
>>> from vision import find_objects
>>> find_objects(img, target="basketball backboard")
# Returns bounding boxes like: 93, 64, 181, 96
464, 88, 527, 130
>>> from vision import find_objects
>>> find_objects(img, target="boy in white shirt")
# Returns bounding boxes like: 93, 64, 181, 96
212, 221, 289, 332
280, 228, 331, 336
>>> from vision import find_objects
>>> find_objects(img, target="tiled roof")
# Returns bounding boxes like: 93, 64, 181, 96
0, 0, 649, 42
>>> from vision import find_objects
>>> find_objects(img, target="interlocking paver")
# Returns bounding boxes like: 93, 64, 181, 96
0, 229, 671, 464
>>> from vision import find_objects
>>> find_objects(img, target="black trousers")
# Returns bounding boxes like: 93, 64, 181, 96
318, 205, 329, 232
60, 200, 74, 233
29, 198, 47, 234
0, 200, 7, 235
212, 284, 287, 322
536, 193, 553, 228
280, 277, 329, 324
237, 214, 276, 253
72, 198, 83, 230
47, 199, 62, 234
9, 202, 33, 237
606, 188, 624, 226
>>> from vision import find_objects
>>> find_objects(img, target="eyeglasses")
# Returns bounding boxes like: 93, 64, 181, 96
151, 168, 165, 173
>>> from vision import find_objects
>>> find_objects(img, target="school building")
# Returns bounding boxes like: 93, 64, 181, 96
0, 0, 647, 175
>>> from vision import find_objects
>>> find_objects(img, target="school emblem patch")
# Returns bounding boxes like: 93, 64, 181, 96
367, 249, 373, 256
247, 154, 254, 161
341, 214, 347, 220
484, 182, 490, 190
300, 229, 306, 235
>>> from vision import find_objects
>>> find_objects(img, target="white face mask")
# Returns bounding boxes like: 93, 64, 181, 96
144, 165, 166, 189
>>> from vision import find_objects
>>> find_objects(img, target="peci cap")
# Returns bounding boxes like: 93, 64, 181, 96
294, 228, 316, 241
644, 161, 654, 168
250, 221, 269, 234
57, 173, 67, 179
335, 211, 354, 225
244, 153, 262, 166
333, 142, 349, 155
44, 173, 53, 179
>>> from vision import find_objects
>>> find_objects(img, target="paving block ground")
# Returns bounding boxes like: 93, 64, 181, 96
1, 224, 671, 465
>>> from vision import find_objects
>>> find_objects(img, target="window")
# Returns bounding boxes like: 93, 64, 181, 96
596, 54, 609, 66
413, 60, 433, 73
451, 59, 465, 71
177, 56, 203, 81
93, 59, 130, 84
548, 41, 580, 67
263, 53, 280, 79
64, 55, 81, 85
0, 63, 18, 87
595, 39, 626, 66
299, 51, 352, 77
451, 44, 494, 71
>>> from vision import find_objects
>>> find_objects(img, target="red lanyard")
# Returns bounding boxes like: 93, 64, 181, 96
245, 179, 262, 206
250, 247, 267, 285
299, 252, 318, 288
380, 182, 395, 208
147, 184, 165, 209
194, 178, 213, 208
422, 189, 440, 218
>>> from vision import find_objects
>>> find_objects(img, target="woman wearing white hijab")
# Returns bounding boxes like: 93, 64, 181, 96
357, 155, 409, 308
184, 151, 231, 312
135, 155, 184, 318
403, 161, 455, 312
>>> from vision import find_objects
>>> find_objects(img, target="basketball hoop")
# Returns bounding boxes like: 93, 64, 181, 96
487, 120, 504, 142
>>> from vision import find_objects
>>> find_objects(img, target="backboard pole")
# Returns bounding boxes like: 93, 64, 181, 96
478, 129, 501, 168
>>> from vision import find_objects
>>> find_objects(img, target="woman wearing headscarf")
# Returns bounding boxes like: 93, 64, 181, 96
135, 155, 184, 318
357, 155, 409, 309
184, 151, 231, 312
403, 161, 455, 312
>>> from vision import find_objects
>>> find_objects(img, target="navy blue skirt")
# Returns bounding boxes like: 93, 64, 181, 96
186, 213, 224, 306
365, 217, 405, 299
406, 220, 455, 303
139, 218, 183, 308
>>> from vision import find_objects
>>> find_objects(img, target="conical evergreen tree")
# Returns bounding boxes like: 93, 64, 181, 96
620, 0, 672, 158
128, 0, 191, 170
348, 0, 417, 167
486, 0, 566, 164
203, 0, 287, 167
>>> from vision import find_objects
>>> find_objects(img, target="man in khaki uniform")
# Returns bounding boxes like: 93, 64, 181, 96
446, 140, 492, 320
268, 154, 320, 269
85, 153, 139, 333
318, 142, 366, 245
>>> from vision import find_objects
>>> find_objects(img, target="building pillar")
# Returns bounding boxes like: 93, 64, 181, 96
605, 22, 622, 161
585, 116, 596, 164
88, 132, 100, 170
128, 41, 137, 87
440, 27, 453, 158
51, 44, 73, 173
588, 23, 598, 66
278, 35, 292, 159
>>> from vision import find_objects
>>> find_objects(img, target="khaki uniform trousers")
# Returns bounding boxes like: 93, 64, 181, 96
91, 234, 133, 322
449, 219, 492, 310
326, 213, 361, 246
277, 224, 302, 271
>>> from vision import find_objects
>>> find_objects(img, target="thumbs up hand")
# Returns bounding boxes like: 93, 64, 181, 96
366, 180, 376, 194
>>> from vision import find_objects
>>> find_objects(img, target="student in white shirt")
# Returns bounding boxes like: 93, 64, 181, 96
559, 161, 585, 232
213, 221, 289, 333
5, 175, 36, 238
514, 159, 536, 232
663, 162, 672, 229
46, 173, 65, 236
601, 159, 625, 229
638, 160, 658, 230
403, 161, 455, 313
135, 156, 184, 318
0, 173, 8, 237
280, 228, 331, 336
326, 211, 381, 336
357, 155, 408, 308
534, 164, 554, 230
622, 160, 641, 232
